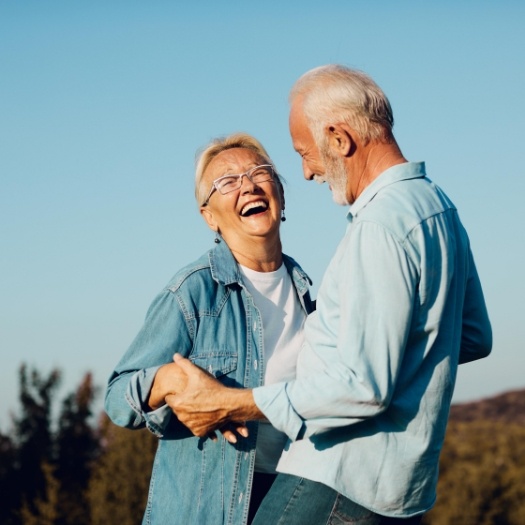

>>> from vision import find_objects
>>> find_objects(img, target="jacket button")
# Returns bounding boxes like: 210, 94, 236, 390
253, 321, 257, 331
254, 360, 258, 370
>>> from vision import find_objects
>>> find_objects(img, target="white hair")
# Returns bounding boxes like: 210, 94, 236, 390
194, 132, 283, 206
289, 64, 394, 147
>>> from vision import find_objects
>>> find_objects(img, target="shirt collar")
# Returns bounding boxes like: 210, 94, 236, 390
347, 161, 426, 222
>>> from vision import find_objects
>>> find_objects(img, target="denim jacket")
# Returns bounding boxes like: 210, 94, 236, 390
105, 241, 313, 525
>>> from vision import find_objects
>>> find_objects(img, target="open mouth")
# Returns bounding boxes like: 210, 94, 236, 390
240, 200, 269, 217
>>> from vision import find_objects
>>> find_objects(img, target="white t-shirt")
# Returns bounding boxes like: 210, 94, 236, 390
239, 263, 307, 473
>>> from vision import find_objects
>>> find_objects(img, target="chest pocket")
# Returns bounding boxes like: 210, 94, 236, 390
190, 351, 238, 379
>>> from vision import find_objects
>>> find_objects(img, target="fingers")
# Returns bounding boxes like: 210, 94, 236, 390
219, 422, 249, 444
233, 423, 249, 438
164, 393, 249, 444
173, 353, 215, 379
164, 394, 213, 438
173, 353, 190, 366
220, 428, 238, 444
172, 353, 199, 374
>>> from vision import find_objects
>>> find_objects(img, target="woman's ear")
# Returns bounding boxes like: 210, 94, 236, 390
200, 207, 218, 232
279, 183, 286, 212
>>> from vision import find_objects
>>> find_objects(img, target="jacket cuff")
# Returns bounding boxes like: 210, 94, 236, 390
125, 367, 172, 437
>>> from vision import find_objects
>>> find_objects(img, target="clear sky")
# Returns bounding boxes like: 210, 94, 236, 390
1, 1, 524, 428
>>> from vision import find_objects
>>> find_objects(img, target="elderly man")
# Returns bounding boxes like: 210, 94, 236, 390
167, 65, 492, 524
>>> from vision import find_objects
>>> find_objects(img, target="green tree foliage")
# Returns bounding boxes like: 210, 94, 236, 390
0, 365, 102, 525
2, 364, 524, 525
20, 462, 59, 525
423, 421, 525, 525
54, 372, 100, 525
1, 363, 157, 525
0, 431, 18, 525
10, 365, 61, 523
87, 414, 157, 525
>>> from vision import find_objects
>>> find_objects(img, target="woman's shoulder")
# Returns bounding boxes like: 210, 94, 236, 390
164, 249, 215, 293
282, 253, 312, 285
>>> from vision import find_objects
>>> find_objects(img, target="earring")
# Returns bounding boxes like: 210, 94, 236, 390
281, 210, 286, 222
214, 232, 221, 244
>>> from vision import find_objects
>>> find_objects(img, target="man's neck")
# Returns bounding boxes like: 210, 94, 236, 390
351, 141, 407, 202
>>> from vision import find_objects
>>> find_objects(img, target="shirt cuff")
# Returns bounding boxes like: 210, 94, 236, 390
253, 382, 305, 441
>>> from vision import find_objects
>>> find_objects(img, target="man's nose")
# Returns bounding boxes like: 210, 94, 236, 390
302, 159, 315, 180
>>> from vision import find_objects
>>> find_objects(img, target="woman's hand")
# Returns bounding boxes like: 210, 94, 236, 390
147, 362, 188, 410
165, 354, 262, 443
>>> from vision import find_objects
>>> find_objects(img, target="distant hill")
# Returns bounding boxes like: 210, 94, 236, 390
449, 388, 525, 425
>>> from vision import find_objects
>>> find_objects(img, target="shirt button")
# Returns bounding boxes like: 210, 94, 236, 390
253, 321, 257, 331
238, 492, 244, 504
254, 360, 258, 370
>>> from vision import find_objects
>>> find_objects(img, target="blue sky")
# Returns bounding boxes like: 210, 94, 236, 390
1, 1, 524, 428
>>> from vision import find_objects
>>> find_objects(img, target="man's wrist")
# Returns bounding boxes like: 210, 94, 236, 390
226, 388, 264, 422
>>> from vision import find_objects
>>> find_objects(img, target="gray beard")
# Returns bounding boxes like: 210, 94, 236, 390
323, 153, 349, 206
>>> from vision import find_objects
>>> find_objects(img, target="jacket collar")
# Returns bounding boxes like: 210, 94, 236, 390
208, 240, 243, 286
208, 239, 311, 293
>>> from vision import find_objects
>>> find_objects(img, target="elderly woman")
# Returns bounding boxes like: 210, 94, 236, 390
105, 133, 314, 525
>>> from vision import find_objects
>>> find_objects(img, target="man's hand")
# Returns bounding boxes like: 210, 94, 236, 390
166, 354, 264, 442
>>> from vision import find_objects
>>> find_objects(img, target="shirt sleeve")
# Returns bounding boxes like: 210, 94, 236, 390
105, 288, 193, 437
254, 222, 417, 439
458, 249, 492, 364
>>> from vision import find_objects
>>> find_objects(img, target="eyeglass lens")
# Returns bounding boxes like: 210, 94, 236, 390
216, 165, 273, 195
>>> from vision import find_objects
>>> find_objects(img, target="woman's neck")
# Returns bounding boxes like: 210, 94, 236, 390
227, 236, 283, 272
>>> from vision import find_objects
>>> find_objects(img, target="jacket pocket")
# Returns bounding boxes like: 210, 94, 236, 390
190, 351, 238, 379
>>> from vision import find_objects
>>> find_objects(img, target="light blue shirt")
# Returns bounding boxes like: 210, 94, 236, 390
253, 162, 492, 517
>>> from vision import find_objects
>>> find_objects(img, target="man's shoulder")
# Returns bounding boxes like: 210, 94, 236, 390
355, 176, 456, 238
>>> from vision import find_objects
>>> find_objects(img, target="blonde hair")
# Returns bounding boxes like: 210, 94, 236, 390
290, 64, 394, 146
195, 133, 281, 206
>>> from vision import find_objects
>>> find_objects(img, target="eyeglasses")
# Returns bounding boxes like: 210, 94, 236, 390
202, 164, 275, 206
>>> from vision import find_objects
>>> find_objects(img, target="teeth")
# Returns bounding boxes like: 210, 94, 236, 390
241, 201, 267, 216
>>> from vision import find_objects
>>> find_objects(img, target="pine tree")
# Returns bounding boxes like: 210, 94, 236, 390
54, 372, 100, 525
87, 414, 157, 525
0, 431, 18, 524
12, 365, 61, 520
19, 462, 59, 525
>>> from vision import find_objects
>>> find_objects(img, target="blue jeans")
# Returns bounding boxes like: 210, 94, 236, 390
251, 474, 423, 525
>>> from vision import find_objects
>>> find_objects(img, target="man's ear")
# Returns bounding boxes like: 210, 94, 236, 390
200, 207, 218, 232
325, 123, 353, 157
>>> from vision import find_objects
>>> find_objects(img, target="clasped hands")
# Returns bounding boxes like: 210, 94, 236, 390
148, 354, 253, 443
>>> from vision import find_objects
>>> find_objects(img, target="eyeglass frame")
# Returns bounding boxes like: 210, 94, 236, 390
201, 164, 276, 206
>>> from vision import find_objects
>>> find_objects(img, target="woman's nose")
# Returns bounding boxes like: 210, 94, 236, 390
240, 173, 258, 193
